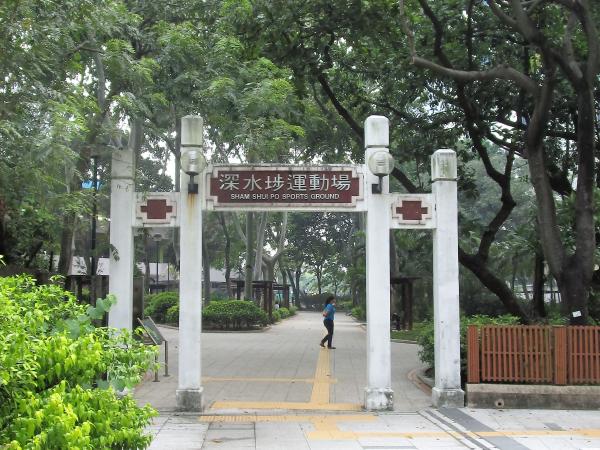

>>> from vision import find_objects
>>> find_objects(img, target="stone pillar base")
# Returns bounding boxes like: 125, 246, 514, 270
364, 387, 394, 411
176, 388, 203, 412
432, 387, 464, 408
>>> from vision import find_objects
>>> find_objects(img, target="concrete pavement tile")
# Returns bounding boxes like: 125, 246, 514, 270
378, 414, 441, 432
527, 437, 581, 449
255, 422, 311, 449
149, 415, 170, 427
202, 446, 254, 450
409, 438, 465, 448
357, 436, 416, 447
207, 422, 254, 430
202, 437, 254, 448
413, 447, 467, 450
204, 429, 254, 440
338, 420, 392, 432
308, 440, 363, 449
509, 436, 553, 450
556, 437, 600, 449
148, 438, 203, 450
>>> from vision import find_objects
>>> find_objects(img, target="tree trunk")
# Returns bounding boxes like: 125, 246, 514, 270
202, 235, 211, 305
315, 266, 323, 295
532, 251, 546, 318
295, 268, 302, 301
389, 231, 402, 316
143, 232, 150, 293
253, 212, 268, 280
217, 213, 233, 298
244, 212, 254, 300
57, 213, 76, 277
287, 266, 301, 305
172, 114, 181, 270
459, 249, 530, 322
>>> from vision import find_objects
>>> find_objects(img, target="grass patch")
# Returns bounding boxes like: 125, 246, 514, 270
391, 329, 420, 342
390, 322, 427, 342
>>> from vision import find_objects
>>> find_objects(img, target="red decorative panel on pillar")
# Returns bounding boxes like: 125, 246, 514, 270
135, 193, 179, 227
390, 194, 435, 229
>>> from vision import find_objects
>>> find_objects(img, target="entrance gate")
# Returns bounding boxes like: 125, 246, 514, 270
108, 115, 464, 411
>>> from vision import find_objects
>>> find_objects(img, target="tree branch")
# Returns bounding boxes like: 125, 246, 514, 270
316, 72, 364, 144
412, 57, 539, 94
487, 0, 518, 29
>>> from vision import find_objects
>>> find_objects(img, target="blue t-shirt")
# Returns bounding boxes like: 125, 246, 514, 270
324, 303, 335, 320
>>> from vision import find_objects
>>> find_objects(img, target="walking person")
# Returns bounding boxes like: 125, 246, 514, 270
319, 295, 336, 349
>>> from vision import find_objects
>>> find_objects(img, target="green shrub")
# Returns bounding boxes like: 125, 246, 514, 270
289, 305, 297, 315
0, 276, 156, 449
338, 300, 353, 311
278, 307, 290, 319
165, 304, 179, 324
271, 309, 281, 323
145, 291, 178, 323
351, 306, 366, 321
203, 300, 268, 329
417, 314, 521, 374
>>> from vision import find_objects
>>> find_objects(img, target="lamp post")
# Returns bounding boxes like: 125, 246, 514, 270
90, 155, 99, 304
177, 115, 206, 411
363, 115, 394, 410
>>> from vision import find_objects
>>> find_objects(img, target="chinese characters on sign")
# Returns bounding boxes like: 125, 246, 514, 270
207, 167, 362, 207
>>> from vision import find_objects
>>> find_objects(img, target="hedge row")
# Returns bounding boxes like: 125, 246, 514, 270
203, 300, 268, 329
145, 294, 297, 329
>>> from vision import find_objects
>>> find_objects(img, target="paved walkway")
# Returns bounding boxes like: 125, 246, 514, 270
135, 311, 600, 450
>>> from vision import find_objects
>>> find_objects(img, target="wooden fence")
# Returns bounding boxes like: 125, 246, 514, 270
467, 325, 600, 385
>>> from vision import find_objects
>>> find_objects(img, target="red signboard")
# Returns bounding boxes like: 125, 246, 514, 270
206, 166, 362, 207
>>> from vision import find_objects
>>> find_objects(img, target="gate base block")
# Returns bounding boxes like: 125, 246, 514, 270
432, 387, 465, 408
176, 388, 203, 412
364, 387, 394, 411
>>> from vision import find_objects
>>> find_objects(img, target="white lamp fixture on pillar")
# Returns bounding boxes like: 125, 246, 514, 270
367, 150, 395, 193
180, 149, 206, 194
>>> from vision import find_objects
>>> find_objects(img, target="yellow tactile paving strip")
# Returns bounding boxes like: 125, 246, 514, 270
202, 376, 336, 384
309, 348, 332, 404
199, 414, 600, 441
209, 347, 362, 412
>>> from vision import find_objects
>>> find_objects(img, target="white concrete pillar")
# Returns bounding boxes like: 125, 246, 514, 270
364, 116, 394, 410
431, 149, 464, 407
108, 147, 135, 330
176, 116, 204, 411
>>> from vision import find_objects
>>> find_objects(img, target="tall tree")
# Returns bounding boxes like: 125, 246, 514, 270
400, 0, 599, 323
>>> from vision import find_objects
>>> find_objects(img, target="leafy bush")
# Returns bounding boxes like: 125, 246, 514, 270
278, 307, 290, 319
271, 309, 281, 323
417, 314, 521, 375
145, 291, 178, 323
0, 276, 156, 449
289, 305, 297, 315
165, 304, 179, 324
338, 300, 353, 311
351, 306, 366, 321
202, 300, 268, 329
